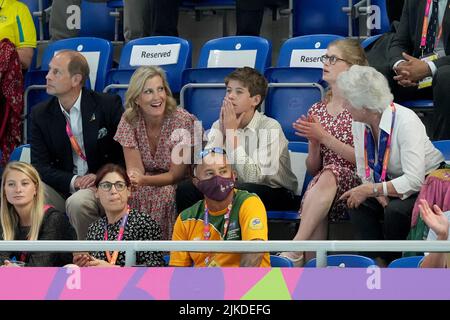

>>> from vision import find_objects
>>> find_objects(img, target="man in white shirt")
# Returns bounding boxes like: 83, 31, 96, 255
30, 50, 124, 239
177, 67, 298, 212
388, 0, 450, 140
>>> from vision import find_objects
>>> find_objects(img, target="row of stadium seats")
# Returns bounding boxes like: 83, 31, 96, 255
23, 0, 390, 42
24, 34, 343, 141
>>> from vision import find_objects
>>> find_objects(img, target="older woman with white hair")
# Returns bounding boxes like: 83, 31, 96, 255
337, 65, 445, 266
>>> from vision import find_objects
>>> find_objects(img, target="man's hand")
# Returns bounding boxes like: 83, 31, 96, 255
393, 53, 432, 86
74, 174, 96, 190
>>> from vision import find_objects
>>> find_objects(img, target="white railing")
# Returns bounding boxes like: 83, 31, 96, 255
1, 240, 450, 267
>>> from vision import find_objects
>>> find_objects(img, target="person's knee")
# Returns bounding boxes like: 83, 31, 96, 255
433, 65, 450, 94
315, 170, 338, 192
65, 189, 97, 216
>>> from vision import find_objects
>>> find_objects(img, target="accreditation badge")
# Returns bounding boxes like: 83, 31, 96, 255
418, 52, 439, 89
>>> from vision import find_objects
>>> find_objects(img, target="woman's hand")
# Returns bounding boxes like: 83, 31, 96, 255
86, 258, 118, 268
128, 169, 144, 187
339, 184, 372, 209
293, 115, 328, 144
419, 199, 449, 240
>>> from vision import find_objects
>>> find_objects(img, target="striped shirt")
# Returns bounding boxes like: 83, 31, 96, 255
206, 111, 298, 192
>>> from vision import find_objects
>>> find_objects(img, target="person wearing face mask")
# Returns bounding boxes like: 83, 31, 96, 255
73, 163, 164, 267
169, 148, 270, 267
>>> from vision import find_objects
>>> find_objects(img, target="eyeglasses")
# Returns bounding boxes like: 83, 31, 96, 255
320, 54, 350, 65
98, 181, 127, 192
198, 147, 226, 159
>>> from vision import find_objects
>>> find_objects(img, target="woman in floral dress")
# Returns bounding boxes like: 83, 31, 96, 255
114, 66, 200, 240
279, 39, 368, 265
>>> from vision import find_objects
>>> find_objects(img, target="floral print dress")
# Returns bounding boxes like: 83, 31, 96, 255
114, 107, 198, 239
300, 101, 360, 221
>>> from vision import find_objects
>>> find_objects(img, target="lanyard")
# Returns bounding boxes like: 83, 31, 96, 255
65, 117, 87, 162
364, 103, 396, 183
420, 0, 442, 49
104, 211, 129, 265
203, 201, 232, 241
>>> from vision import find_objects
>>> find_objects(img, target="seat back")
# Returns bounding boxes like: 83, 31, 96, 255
304, 254, 376, 268
79, 0, 116, 40
197, 36, 271, 72
388, 256, 424, 268
40, 37, 113, 92
180, 68, 233, 130
278, 34, 345, 68
369, 0, 391, 35
270, 255, 294, 267
293, 1, 354, 37
432, 140, 450, 161
264, 67, 325, 142
9, 144, 31, 163
112, 36, 192, 94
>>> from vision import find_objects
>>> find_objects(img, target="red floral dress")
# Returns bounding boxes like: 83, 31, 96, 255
0, 39, 24, 165
114, 107, 198, 239
300, 101, 360, 221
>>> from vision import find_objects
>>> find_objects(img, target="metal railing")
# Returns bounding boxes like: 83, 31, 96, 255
1, 240, 450, 267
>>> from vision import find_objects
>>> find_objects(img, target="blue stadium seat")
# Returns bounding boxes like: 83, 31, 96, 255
197, 36, 271, 72
293, 1, 356, 37
401, 99, 434, 112
270, 255, 294, 267
79, 0, 117, 40
304, 254, 376, 268
432, 140, 450, 160
9, 144, 31, 163
180, 68, 233, 129
369, 0, 391, 35
24, 37, 113, 142
361, 34, 383, 49
264, 67, 326, 142
388, 256, 424, 268
180, 36, 271, 129
104, 36, 192, 100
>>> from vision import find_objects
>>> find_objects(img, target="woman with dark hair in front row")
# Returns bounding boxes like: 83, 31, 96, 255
73, 164, 164, 267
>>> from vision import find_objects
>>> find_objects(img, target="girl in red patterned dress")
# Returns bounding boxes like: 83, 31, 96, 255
280, 39, 368, 266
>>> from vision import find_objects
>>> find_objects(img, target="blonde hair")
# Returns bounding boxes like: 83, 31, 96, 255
0, 162, 45, 241
325, 38, 369, 102
123, 66, 177, 125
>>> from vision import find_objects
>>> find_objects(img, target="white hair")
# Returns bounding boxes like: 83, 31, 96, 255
336, 65, 393, 114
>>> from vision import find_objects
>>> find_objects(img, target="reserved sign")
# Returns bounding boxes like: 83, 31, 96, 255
290, 49, 327, 68
130, 44, 181, 66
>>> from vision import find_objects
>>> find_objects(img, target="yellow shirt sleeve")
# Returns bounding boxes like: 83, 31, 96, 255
169, 215, 193, 267
238, 196, 268, 241
16, 2, 37, 48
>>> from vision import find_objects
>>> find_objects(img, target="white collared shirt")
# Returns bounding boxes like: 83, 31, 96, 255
352, 103, 444, 199
206, 110, 298, 192
59, 91, 87, 193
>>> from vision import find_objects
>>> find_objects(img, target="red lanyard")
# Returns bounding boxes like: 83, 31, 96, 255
203, 201, 232, 241
420, 0, 442, 50
65, 118, 87, 161
364, 103, 396, 182
104, 210, 129, 265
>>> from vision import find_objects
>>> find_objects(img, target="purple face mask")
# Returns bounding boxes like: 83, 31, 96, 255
196, 175, 235, 201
